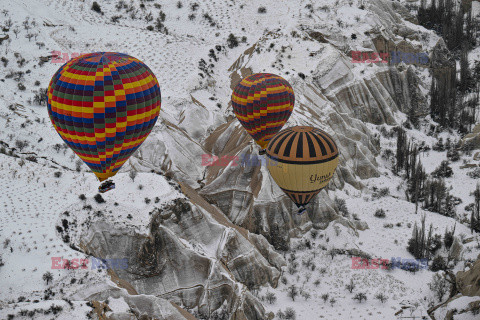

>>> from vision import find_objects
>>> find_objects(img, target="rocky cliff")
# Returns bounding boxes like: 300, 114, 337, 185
61, 182, 285, 319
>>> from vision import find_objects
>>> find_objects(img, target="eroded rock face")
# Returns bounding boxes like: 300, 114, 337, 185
65, 191, 285, 319
460, 123, 480, 150
70, 283, 195, 320
457, 256, 480, 297
126, 0, 428, 253
429, 256, 480, 319
198, 23, 433, 248
127, 121, 206, 188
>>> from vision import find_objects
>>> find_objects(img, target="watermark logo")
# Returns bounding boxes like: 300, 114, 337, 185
51, 51, 90, 64
351, 51, 429, 64
390, 51, 429, 64
351, 51, 389, 63
201, 153, 278, 167
351, 257, 428, 270
51, 257, 128, 270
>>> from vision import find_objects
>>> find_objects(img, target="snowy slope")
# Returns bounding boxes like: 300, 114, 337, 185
1, 0, 480, 319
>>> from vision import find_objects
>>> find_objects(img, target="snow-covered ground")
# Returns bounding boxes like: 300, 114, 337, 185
1, 0, 479, 319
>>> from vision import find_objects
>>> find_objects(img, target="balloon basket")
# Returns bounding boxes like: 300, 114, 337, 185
297, 206, 306, 215
99, 180, 115, 193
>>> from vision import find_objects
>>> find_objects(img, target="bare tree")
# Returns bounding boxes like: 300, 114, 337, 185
287, 285, 298, 301
375, 292, 388, 303
345, 278, 356, 293
4, 18, 12, 28
42, 271, 53, 285
301, 291, 311, 301
22, 18, 30, 31
353, 292, 367, 303
428, 273, 449, 302
265, 292, 276, 304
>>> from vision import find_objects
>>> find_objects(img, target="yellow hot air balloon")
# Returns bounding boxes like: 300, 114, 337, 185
266, 126, 339, 214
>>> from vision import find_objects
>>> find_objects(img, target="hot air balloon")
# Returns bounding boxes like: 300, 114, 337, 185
265, 126, 339, 214
47, 52, 161, 192
231, 73, 294, 154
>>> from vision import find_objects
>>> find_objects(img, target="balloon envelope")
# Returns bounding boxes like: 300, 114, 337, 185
47, 52, 161, 181
266, 126, 339, 209
231, 73, 294, 150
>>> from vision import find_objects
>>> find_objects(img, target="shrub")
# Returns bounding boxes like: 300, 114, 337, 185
15, 140, 28, 151
430, 255, 447, 272
345, 278, 355, 293
111, 15, 122, 23
334, 197, 349, 217
375, 292, 388, 303
91, 2, 102, 13
353, 292, 367, 303
432, 138, 445, 151
447, 149, 460, 162
374, 208, 386, 218
287, 285, 298, 301
467, 168, 480, 178
54, 171, 62, 178
79, 194, 86, 201
94, 194, 105, 203
265, 292, 276, 304
330, 298, 336, 306
227, 33, 238, 48
284, 308, 295, 319
432, 161, 453, 178
258, 6, 267, 13
321, 293, 329, 302
444, 230, 454, 249
33, 88, 48, 105
429, 234, 442, 255
428, 273, 449, 301
42, 271, 53, 284
372, 187, 390, 199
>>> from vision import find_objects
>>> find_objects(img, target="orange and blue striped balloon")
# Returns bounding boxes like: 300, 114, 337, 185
47, 52, 161, 181
231, 73, 295, 151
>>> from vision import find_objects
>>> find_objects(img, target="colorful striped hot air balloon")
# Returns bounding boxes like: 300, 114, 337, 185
231, 73, 294, 154
266, 126, 339, 215
47, 52, 161, 187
